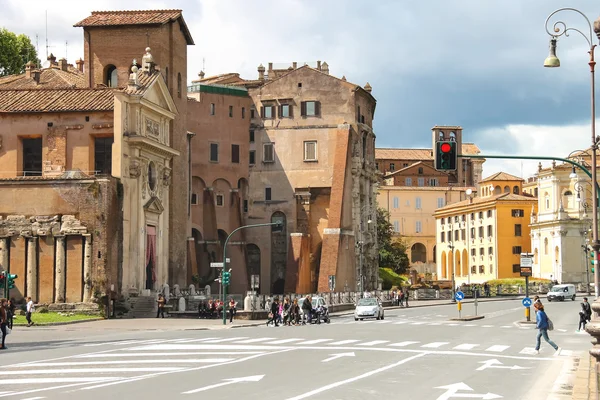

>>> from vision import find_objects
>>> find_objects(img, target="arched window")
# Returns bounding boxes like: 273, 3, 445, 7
438, 131, 444, 140
105, 65, 118, 87
418, 167, 423, 175
503, 186, 510, 193
513, 186, 519, 194
177, 72, 182, 98
544, 238, 549, 255
494, 185, 501, 193
449, 131, 456, 141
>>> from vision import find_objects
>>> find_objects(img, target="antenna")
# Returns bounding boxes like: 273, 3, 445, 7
65, 40, 68, 60
45, 10, 48, 59
202, 58, 205, 72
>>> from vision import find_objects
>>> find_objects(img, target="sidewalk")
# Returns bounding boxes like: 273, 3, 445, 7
571, 353, 597, 400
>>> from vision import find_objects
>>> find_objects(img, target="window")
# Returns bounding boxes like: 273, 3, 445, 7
544, 238, 548, 254
478, 211, 483, 219
470, 213, 475, 220
471, 266, 476, 274
416, 197, 422, 209
405, 178, 412, 186
441, 232, 445, 242
304, 141, 317, 161
437, 198, 445, 208
375, 163, 379, 170
512, 246, 522, 254
279, 104, 292, 118
393, 197, 399, 209
479, 248, 484, 256
478, 226, 484, 238
479, 265, 485, 274
470, 227, 475, 238
461, 215, 466, 222
511, 209, 524, 217
209, 103, 215, 116
488, 246, 493, 255
514, 224, 522, 237
231, 144, 240, 163
389, 163, 395, 172
191, 193, 198, 205
418, 178, 424, 187
545, 194, 550, 210
216, 194, 224, 207
393, 221, 400, 232
22, 137, 42, 176
249, 150, 256, 166
416, 221, 422, 233
454, 230, 459, 241
418, 167, 423, 175
454, 216, 459, 223
209, 143, 219, 162
250, 108, 256, 119
243, 200, 248, 213
229, 105, 233, 117
512, 264, 521, 273
301, 101, 320, 117
263, 143, 274, 163
105, 65, 117, 88
461, 229, 465, 240
471, 249, 476, 256
249, 130, 255, 143
261, 105, 275, 119
441, 218, 445, 225
177, 73, 182, 98
430, 178, 438, 187
487, 210, 492, 218
242, 107, 246, 119
94, 137, 113, 175
487, 225, 493, 237
265, 187, 272, 201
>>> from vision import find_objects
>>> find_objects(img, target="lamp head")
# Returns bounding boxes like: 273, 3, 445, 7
569, 166, 577, 179
594, 16, 600, 39
544, 38, 560, 68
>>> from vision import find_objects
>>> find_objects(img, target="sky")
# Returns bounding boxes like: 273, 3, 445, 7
2, 0, 599, 180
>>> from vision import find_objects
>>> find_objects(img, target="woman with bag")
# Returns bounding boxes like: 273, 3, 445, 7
0, 298, 8, 350
534, 303, 560, 355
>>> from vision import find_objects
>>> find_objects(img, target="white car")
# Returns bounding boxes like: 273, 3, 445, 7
354, 298, 384, 321
547, 284, 577, 302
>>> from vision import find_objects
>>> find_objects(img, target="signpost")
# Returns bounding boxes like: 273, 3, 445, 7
520, 253, 534, 321
455, 291, 464, 318
210, 262, 224, 268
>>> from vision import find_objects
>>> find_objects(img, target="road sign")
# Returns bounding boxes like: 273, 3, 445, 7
519, 266, 532, 277
520, 253, 533, 267
210, 262, 224, 268
455, 291, 465, 301
251, 274, 260, 289
522, 297, 532, 307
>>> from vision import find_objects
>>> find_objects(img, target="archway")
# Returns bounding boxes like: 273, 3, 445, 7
271, 212, 287, 294
494, 185, 501, 193
432, 245, 437, 264
441, 251, 447, 279
503, 186, 510, 193
410, 243, 427, 263
448, 251, 454, 280
461, 249, 468, 277
105, 64, 118, 87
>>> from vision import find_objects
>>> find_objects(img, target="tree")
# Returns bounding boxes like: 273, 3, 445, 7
0, 28, 38, 77
377, 208, 409, 274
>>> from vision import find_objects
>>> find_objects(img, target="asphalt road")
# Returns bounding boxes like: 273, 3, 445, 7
0, 298, 591, 399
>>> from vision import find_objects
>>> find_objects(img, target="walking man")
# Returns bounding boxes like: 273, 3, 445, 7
26, 297, 35, 327
534, 303, 560, 355
156, 294, 165, 318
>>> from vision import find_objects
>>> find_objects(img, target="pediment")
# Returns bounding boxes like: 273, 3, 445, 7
142, 76, 178, 116
144, 196, 164, 214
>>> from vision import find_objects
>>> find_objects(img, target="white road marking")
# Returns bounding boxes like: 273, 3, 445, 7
202, 337, 248, 343
501, 326, 512, 328
421, 342, 449, 349
393, 321, 408, 325
482, 325, 494, 328
270, 338, 304, 344
411, 322, 426, 325
175, 338, 219, 343
283, 353, 426, 400
129, 344, 286, 351
519, 347, 537, 355
20, 397, 45, 400
182, 374, 265, 394
453, 344, 478, 350
5, 377, 119, 384
485, 345, 510, 352
235, 338, 275, 344
22, 359, 234, 367
389, 341, 420, 347
298, 339, 332, 345
429, 323, 442, 326
378, 320, 392, 324
446, 323, 459, 326
558, 349, 573, 356
3, 367, 182, 375
464, 324, 476, 327
357, 340, 389, 346
557, 329, 567, 332
329, 340, 361, 345
76, 352, 264, 358
321, 352, 355, 363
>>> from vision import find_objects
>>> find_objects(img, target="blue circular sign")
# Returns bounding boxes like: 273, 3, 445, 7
455, 291, 465, 301
522, 297, 532, 307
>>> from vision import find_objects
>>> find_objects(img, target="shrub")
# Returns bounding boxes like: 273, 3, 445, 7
380, 268, 407, 290
36, 307, 49, 314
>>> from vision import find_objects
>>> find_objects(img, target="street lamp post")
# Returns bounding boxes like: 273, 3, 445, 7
448, 241, 456, 303
583, 242, 592, 296
357, 205, 373, 297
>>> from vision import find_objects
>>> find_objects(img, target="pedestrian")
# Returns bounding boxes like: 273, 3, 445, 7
404, 288, 409, 308
302, 295, 312, 324
228, 297, 236, 324
484, 283, 491, 298
282, 297, 291, 326
578, 297, 592, 332
156, 294, 165, 318
290, 298, 300, 325
26, 296, 35, 327
6, 298, 15, 329
534, 303, 560, 355
270, 297, 280, 327
0, 298, 7, 350
398, 289, 404, 307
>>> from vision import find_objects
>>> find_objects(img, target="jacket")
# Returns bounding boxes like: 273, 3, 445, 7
536, 310, 549, 330
302, 299, 312, 311
271, 302, 279, 315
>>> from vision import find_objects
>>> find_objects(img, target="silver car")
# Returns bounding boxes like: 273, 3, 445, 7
354, 298, 384, 321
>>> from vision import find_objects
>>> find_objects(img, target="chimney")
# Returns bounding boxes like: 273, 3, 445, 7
321, 61, 329, 75
76, 58, 84, 73
25, 61, 34, 78
364, 82, 372, 93
32, 71, 40, 84
198, 70, 205, 79
317, 60, 321, 70
258, 64, 265, 81
58, 58, 68, 72
48, 53, 57, 66
292, 62, 297, 69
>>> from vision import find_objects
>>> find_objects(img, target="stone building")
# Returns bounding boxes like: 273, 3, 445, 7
194, 62, 379, 293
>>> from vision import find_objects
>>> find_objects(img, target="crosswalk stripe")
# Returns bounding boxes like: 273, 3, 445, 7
378, 320, 392, 324
357, 340, 389, 346
482, 325, 494, 328
235, 338, 275, 344
558, 349, 573, 356
519, 347, 537, 355
453, 343, 478, 350
501, 326, 512, 329
411, 322, 426, 325
429, 323, 442, 326
329, 340, 361, 345
390, 341, 419, 347
447, 323, 459, 326
202, 337, 248, 343
421, 342, 449, 348
393, 321, 408, 324
4, 367, 183, 375
270, 338, 304, 344
170, 338, 218, 343
25, 359, 234, 366
298, 339, 332, 345
5, 377, 120, 384
465, 324, 476, 327
77, 352, 263, 358
486, 345, 510, 352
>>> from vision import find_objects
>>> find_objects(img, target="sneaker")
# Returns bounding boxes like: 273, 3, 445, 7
576, 330, 580, 333
554, 347, 561, 356
534, 350, 539, 355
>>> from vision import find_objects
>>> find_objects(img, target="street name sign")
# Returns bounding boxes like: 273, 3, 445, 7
210, 262, 224, 268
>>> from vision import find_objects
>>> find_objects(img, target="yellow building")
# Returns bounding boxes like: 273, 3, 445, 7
434, 173, 537, 284
377, 185, 474, 275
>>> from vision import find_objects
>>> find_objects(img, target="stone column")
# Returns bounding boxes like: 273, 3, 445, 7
0, 238, 8, 272
82, 234, 92, 303
55, 236, 66, 303
26, 237, 38, 300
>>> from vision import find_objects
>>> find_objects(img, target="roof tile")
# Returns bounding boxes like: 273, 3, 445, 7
481, 171, 523, 182
0, 66, 86, 90
0, 88, 115, 113
375, 143, 481, 161
74, 9, 183, 27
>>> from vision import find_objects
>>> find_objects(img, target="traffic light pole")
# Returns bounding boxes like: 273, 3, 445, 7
221, 221, 283, 325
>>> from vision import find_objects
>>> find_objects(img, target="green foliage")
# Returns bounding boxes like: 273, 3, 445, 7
377, 208, 409, 274
0, 28, 38, 76
36, 307, 49, 314
485, 278, 551, 286
379, 268, 406, 290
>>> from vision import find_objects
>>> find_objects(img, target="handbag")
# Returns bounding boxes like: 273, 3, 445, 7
547, 317, 554, 331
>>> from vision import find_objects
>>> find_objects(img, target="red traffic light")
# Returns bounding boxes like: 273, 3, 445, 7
440, 142, 452, 153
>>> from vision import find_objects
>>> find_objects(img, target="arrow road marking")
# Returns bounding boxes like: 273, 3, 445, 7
476, 359, 529, 371
182, 375, 265, 394
322, 352, 355, 363
435, 382, 502, 400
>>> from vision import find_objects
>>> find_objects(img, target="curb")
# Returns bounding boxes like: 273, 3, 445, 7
571, 353, 596, 400
450, 315, 485, 321
13, 317, 105, 327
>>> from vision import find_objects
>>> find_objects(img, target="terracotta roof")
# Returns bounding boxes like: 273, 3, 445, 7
122, 70, 161, 95
480, 171, 523, 182
375, 143, 481, 160
0, 66, 86, 90
0, 88, 115, 113
191, 73, 243, 85
384, 161, 441, 177
435, 192, 536, 214
379, 185, 476, 192
74, 10, 194, 45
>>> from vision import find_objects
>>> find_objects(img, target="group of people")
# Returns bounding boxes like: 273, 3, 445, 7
391, 289, 409, 307
0, 297, 35, 350
268, 295, 315, 327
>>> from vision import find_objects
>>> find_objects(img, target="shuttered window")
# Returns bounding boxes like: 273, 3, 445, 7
263, 143, 274, 163
279, 104, 292, 118
231, 144, 240, 163
209, 143, 219, 162
261, 105, 275, 119
304, 141, 317, 161
301, 101, 320, 117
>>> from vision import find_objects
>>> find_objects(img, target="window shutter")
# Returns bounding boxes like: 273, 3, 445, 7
301, 101, 306, 116
260, 106, 264, 118
289, 104, 293, 118
271, 106, 275, 118
277, 105, 281, 118
315, 101, 321, 116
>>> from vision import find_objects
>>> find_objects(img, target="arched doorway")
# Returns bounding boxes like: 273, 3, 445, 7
461, 249, 468, 277
441, 250, 447, 279
246, 244, 261, 291
410, 243, 427, 263
455, 251, 461, 277
448, 251, 454, 280
271, 212, 287, 294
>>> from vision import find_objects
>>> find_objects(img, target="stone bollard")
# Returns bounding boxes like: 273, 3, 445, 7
173, 284, 181, 297
178, 297, 186, 312
189, 284, 196, 296
436, 290, 440, 299
205, 285, 211, 297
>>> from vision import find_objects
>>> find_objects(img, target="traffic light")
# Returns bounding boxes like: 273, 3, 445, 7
0, 273, 4, 289
7, 273, 17, 290
222, 271, 231, 286
590, 251, 596, 273
435, 141, 457, 171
